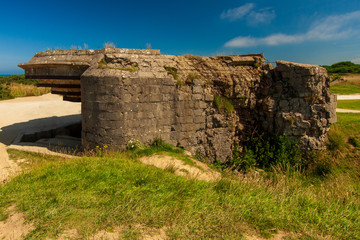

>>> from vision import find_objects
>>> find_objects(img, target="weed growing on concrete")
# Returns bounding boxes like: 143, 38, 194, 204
104, 42, 116, 48
98, 58, 138, 72
164, 67, 182, 87
186, 72, 199, 84
214, 95, 234, 114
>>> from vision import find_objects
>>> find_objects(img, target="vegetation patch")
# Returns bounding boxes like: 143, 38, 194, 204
98, 58, 138, 72
0, 75, 38, 85
214, 95, 234, 114
337, 100, 360, 110
323, 61, 360, 73
164, 67, 182, 87
185, 72, 199, 84
2, 142, 360, 239
331, 81, 360, 94
0, 75, 50, 100
104, 42, 116, 48
227, 134, 301, 171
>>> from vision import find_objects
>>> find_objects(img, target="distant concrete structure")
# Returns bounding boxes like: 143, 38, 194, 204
19, 48, 337, 162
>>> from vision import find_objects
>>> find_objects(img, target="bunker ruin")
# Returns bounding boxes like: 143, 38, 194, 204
19, 48, 337, 162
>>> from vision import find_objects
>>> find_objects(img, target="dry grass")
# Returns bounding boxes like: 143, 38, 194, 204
9, 83, 50, 98
342, 73, 360, 82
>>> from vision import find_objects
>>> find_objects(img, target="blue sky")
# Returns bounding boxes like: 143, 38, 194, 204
1, 0, 360, 74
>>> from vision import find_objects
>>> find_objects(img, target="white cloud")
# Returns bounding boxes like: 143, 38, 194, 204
221, 3, 255, 21
221, 3, 275, 24
352, 58, 360, 64
225, 10, 360, 47
247, 8, 276, 25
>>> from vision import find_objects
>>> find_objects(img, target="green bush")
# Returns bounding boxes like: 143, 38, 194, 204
323, 61, 360, 74
0, 74, 38, 85
0, 84, 12, 100
228, 134, 301, 171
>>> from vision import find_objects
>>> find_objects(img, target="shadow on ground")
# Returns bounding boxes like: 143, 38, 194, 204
0, 114, 81, 146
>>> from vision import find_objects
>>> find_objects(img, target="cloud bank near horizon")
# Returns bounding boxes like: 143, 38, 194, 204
224, 11, 360, 48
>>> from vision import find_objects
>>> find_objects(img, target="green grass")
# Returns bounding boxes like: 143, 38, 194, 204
1, 116, 360, 239
336, 113, 360, 136
1, 143, 360, 239
330, 82, 360, 94
337, 100, 360, 110
328, 113, 360, 151
331, 82, 360, 94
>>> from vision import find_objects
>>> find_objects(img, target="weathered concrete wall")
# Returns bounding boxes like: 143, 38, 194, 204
19, 49, 337, 162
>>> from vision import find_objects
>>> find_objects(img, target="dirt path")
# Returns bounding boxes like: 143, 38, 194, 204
337, 94, 360, 100
0, 94, 81, 179
336, 108, 360, 113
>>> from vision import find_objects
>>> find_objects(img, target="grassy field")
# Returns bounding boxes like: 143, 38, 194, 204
336, 112, 360, 136
337, 100, 360, 110
330, 73, 360, 95
1, 115, 360, 239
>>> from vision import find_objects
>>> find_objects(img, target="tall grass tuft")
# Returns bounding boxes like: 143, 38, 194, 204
9, 83, 50, 98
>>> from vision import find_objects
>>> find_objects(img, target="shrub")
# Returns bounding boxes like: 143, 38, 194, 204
322, 61, 360, 73
0, 75, 38, 85
0, 84, 12, 100
228, 134, 301, 171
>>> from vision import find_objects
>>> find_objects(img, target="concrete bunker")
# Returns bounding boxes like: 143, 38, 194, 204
19, 48, 337, 162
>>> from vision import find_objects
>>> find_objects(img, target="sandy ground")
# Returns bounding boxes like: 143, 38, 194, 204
140, 154, 221, 182
336, 94, 360, 100
0, 93, 81, 180
336, 108, 360, 113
